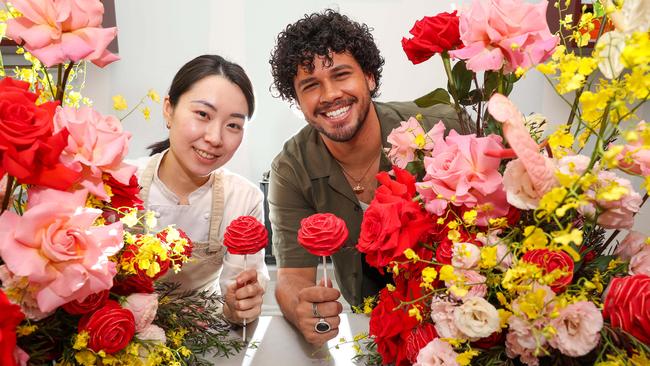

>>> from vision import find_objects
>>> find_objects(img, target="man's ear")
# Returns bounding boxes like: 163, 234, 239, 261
366, 73, 376, 92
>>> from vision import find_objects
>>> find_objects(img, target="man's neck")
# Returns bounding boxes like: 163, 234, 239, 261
321, 102, 382, 168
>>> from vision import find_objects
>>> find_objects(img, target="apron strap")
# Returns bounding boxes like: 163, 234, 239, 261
138, 153, 160, 203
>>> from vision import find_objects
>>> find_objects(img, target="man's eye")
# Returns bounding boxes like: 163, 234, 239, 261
302, 83, 317, 91
334, 72, 350, 79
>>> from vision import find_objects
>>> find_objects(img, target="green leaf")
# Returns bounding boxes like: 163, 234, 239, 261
583, 254, 618, 273
414, 88, 451, 107
449, 60, 473, 100
405, 160, 425, 180
483, 71, 500, 99
460, 89, 483, 106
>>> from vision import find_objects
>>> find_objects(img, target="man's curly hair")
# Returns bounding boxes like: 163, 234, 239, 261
269, 9, 385, 102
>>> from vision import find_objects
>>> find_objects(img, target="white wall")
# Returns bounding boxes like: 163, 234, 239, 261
85, 0, 648, 231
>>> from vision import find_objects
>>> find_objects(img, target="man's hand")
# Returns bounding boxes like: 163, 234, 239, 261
295, 284, 343, 346
223, 268, 265, 325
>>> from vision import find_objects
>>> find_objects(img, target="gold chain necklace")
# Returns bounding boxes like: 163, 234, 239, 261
337, 152, 381, 194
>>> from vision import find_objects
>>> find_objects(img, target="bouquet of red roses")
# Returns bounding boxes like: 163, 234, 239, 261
0, 1, 243, 365
354, 0, 650, 365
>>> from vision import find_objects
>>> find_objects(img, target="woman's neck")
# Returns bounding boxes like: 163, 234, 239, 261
157, 151, 210, 204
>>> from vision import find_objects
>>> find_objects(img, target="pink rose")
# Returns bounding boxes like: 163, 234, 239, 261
583, 171, 642, 229
450, 0, 558, 72
616, 121, 650, 175
615, 230, 648, 261
548, 301, 602, 357
451, 242, 481, 269
416, 122, 509, 225
0, 188, 123, 312
414, 338, 460, 366
123, 293, 158, 332
386, 117, 436, 169
630, 247, 650, 276
430, 297, 466, 339
54, 106, 136, 200
445, 270, 487, 300
5, 0, 119, 67
13, 347, 29, 366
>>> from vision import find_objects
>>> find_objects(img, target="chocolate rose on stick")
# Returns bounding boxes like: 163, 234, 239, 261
297, 213, 349, 287
223, 215, 268, 342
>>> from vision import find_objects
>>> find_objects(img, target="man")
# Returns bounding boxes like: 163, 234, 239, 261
268, 9, 461, 345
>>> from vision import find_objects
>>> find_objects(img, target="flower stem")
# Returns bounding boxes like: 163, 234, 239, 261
1, 175, 15, 214
55, 61, 75, 102
441, 52, 470, 134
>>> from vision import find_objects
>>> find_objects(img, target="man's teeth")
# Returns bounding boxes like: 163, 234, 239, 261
195, 148, 217, 159
325, 105, 350, 118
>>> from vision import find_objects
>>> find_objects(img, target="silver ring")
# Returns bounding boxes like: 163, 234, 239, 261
314, 318, 331, 334
312, 302, 322, 318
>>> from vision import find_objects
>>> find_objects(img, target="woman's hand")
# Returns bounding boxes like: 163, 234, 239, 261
223, 268, 265, 325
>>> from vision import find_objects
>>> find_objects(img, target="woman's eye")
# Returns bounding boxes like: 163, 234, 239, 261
196, 111, 209, 119
227, 122, 243, 130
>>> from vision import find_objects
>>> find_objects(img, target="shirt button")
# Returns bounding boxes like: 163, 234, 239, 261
354, 206, 360, 212
154, 211, 161, 218
204, 212, 210, 220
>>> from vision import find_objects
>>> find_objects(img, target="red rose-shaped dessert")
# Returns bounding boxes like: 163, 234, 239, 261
405, 322, 438, 364
522, 249, 574, 293
224, 216, 268, 255
298, 213, 348, 256
63, 290, 109, 315
401, 11, 462, 64
78, 300, 135, 354
603, 274, 650, 344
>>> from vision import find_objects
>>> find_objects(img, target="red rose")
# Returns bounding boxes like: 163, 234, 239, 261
471, 330, 505, 349
436, 238, 454, 264
0, 77, 80, 189
0, 289, 24, 366
402, 11, 462, 64
369, 288, 420, 366
297, 213, 348, 257
376, 168, 417, 201
224, 215, 269, 255
157, 228, 193, 267
62, 290, 109, 315
112, 271, 155, 296
405, 322, 438, 363
603, 274, 650, 344
522, 249, 574, 293
78, 300, 135, 354
105, 173, 143, 210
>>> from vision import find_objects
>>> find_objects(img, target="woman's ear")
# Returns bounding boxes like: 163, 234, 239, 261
162, 96, 173, 128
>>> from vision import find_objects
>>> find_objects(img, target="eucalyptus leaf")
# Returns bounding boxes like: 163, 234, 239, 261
449, 60, 473, 100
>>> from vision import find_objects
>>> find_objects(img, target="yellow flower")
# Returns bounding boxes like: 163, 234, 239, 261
142, 106, 151, 121
148, 88, 161, 103
498, 308, 512, 328
120, 208, 139, 227
75, 350, 97, 366
112, 95, 128, 111
449, 285, 468, 298
536, 62, 557, 74
414, 134, 426, 149
144, 210, 158, 229
421, 267, 438, 286
439, 265, 456, 282
479, 246, 498, 269
403, 248, 420, 263
457, 349, 480, 366
408, 305, 423, 322
547, 126, 574, 158
74, 331, 90, 350
386, 283, 396, 292
462, 210, 477, 226
522, 226, 549, 252
16, 324, 38, 336
447, 229, 461, 242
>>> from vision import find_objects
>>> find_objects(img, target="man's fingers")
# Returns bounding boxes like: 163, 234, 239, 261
298, 285, 340, 303
236, 268, 258, 286
235, 282, 265, 300
318, 277, 333, 288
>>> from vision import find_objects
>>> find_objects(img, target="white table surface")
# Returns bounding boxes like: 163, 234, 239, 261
208, 313, 370, 365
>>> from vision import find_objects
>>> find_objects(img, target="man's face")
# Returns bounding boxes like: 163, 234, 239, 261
293, 52, 376, 142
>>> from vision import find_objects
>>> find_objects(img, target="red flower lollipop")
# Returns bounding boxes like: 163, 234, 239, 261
224, 216, 268, 255
298, 213, 349, 256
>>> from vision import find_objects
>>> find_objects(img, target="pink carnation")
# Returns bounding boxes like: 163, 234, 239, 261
581, 171, 642, 229
0, 188, 123, 313
123, 293, 158, 332
615, 230, 648, 261
548, 301, 603, 357
5, 0, 119, 67
386, 117, 436, 169
630, 247, 650, 276
54, 106, 136, 200
445, 270, 487, 300
450, 0, 558, 72
416, 122, 509, 225
414, 338, 460, 366
430, 297, 466, 339
451, 242, 481, 269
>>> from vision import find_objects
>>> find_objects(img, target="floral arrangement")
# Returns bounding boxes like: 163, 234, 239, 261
0, 1, 244, 365
353, 0, 650, 365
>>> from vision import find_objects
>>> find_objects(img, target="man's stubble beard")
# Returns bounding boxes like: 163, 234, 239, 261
307, 98, 371, 143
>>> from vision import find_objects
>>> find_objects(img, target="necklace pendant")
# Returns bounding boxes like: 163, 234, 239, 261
352, 184, 365, 194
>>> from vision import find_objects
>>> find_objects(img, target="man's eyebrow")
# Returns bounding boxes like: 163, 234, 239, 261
296, 64, 355, 88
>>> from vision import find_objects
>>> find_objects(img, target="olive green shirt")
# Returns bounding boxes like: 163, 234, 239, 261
269, 101, 461, 306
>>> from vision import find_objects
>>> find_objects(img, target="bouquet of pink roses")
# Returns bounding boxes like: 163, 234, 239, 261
0, 1, 243, 365
352, 0, 650, 365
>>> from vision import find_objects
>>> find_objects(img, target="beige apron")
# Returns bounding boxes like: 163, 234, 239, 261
139, 155, 226, 294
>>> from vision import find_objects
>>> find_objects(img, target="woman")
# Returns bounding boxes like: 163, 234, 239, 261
130, 55, 268, 325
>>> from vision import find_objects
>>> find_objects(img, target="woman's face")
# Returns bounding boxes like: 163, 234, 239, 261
164, 75, 249, 179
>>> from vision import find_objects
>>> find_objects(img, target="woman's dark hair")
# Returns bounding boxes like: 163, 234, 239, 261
148, 54, 255, 155
269, 9, 384, 103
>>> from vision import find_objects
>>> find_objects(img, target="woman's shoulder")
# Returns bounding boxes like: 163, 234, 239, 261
125, 153, 161, 178
219, 168, 263, 196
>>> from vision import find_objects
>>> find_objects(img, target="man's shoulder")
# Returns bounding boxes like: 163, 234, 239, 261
271, 125, 317, 167
376, 100, 461, 131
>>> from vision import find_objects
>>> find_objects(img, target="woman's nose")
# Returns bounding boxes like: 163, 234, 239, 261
204, 122, 223, 146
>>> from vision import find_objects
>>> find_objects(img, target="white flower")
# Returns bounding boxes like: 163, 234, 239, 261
596, 31, 626, 79
453, 297, 500, 339
123, 293, 159, 332
605, 0, 650, 34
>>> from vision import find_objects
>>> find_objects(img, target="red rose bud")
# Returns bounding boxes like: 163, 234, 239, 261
78, 300, 135, 354
62, 290, 109, 315
224, 216, 268, 255
603, 274, 650, 344
405, 322, 438, 364
112, 271, 155, 296
298, 213, 348, 257
522, 249, 574, 293
401, 11, 462, 64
